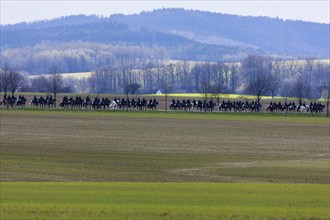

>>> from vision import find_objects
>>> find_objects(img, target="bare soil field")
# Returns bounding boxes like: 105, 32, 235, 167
0, 109, 328, 183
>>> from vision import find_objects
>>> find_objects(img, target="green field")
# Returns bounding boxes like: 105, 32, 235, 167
0, 109, 329, 219
1, 182, 329, 219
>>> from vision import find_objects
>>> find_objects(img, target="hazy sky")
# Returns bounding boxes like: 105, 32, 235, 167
1, 0, 329, 25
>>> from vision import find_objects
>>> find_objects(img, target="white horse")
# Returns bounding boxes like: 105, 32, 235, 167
299, 105, 309, 112
109, 100, 118, 110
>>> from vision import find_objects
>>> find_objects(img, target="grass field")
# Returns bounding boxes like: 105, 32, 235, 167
0, 109, 329, 219
1, 182, 329, 219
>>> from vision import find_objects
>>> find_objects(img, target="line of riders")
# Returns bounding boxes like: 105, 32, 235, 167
0, 94, 159, 110
170, 99, 325, 113
0, 94, 27, 108
59, 96, 159, 110
0, 94, 326, 113
266, 101, 325, 113
170, 99, 262, 112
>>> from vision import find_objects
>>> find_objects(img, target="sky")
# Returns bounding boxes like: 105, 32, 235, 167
1, 0, 329, 25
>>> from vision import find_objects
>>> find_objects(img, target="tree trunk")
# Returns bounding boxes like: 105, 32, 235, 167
126, 93, 129, 111
54, 92, 57, 108
165, 94, 168, 113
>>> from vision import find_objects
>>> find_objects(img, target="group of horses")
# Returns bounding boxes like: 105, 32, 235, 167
169, 99, 262, 112
266, 101, 326, 113
169, 99, 325, 113
218, 100, 262, 112
0, 94, 326, 114
169, 99, 216, 112
59, 96, 159, 110
30, 95, 56, 108
0, 95, 27, 108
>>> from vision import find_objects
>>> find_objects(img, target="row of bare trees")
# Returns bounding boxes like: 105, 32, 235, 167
0, 66, 69, 107
242, 55, 329, 103
83, 56, 329, 115
82, 56, 328, 102
84, 60, 239, 95
1, 55, 329, 115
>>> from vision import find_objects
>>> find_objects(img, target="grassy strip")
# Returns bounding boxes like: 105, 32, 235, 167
0, 108, 328, 124
1, 182, 329, 219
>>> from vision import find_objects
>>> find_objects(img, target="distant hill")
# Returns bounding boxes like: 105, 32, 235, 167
110, 9, 329, 57
1, 9, 329, 74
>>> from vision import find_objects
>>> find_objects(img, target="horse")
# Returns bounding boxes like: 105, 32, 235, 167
299, 105, 309, 112
16, 95, 27, 107
147, 99, 159, 110
1, 95, 17, 108
110, 100, 119, 110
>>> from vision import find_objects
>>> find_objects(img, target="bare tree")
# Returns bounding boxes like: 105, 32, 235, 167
76, 77, 90, 94
48, 66, 64, 107
191, 63, 202, 93
125, 83, 141, 95
269, 60, 284, 98
279, 77, 292, 101
211, 84, 223, 106
0, 66, 10, 96
319, 64, 330, 117
211, 62, 226, 105
291, 74, 310, 104
200, 65, 212, 112
247, 73, 269, 103
242, 55, 271, 103
201, 80, 211, 112
30, 76, 49, 92
8, 70, 24, 96
161, 66, 172, 112
313, 62, 330, 98
142, 62, 155, 92
304, 59, 315, 95
229, 64, 239, 93
320, 84, 330, 117
166, 63, 176, 90
177, 60, 192, 92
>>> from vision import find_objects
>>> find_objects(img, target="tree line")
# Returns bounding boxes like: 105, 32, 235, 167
1, 55, 329, 108
86, 56, 329, 103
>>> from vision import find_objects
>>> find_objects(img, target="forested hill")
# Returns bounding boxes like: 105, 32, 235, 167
110, 9, 329, 57
1, 9, 329, 74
